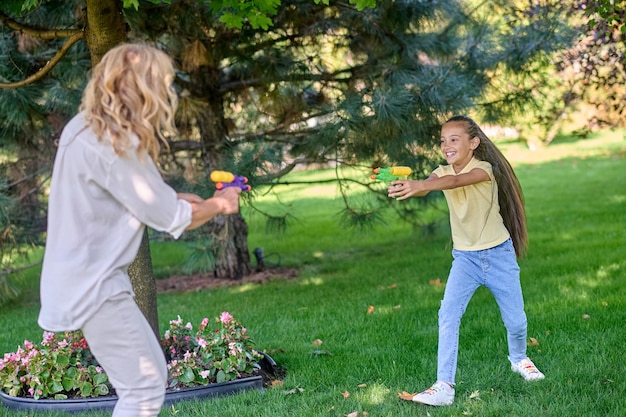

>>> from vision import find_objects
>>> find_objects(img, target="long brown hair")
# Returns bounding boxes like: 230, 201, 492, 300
80, 43, 178, 162
444, 115, 528, 258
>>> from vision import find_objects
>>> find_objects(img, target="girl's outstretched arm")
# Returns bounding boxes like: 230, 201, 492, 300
388, 168, 490, 200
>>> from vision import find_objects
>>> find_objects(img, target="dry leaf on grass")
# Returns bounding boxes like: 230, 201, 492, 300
379, 283, 397, 290
343, 391, 350, 399
367, 305, 375, 314
398, 391, 416, 401
429, 278, 442, 286
469, 390, 480, 400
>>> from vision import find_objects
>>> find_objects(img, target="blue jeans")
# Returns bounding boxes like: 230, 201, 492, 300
437, 238, 528, 384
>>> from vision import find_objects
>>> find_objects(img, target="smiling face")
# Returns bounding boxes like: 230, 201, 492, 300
440, 121, 480, 173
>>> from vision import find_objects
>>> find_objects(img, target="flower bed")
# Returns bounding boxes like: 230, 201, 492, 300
0, 312, 269, 404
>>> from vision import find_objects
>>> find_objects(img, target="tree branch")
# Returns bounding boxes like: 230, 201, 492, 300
0, 31, 85, 89
0, 11, 82, 39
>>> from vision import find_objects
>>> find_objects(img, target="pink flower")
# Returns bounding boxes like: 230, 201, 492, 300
23, 340, 34, 350
199, 370, 211, 379
185, 322, 193, 330
197, 337, 207, 348
220, 311, 233, 324
58, 340, 68, 348
200, 318, 209, 329
41, 331, 55, 346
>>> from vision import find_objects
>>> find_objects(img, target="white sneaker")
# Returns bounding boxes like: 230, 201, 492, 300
511, 358, 545, 381
412, 381, 455, 406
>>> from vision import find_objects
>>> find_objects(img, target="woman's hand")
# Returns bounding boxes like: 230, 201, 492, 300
212, 187, 241, 215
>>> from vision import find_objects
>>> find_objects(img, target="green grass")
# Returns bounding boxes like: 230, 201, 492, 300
1, 129, 625, 416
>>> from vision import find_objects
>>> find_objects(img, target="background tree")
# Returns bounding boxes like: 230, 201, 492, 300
482, 0, 625, 147
1, 0, 584, 313
0, 0, 378, 328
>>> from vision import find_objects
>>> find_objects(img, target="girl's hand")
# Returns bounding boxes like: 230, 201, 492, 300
387, 180, 425, 200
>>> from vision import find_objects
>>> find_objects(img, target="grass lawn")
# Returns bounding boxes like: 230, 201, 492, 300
0, 129, 625, 416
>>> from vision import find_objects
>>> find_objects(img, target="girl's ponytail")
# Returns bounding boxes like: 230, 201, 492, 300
444, 116, 528, 258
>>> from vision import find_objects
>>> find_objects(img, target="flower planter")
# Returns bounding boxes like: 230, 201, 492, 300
0, 375, 263, 413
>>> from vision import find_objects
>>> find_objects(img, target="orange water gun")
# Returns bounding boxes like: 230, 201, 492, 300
210, 170, 252, 192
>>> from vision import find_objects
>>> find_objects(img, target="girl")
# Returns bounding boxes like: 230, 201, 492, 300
388, 115, 544, 406
38, 44, 241, 417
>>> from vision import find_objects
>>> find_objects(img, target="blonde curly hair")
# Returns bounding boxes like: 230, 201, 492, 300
80, 43, 178, 162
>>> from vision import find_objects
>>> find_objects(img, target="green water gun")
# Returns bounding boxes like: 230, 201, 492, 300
370, 166, 412, 182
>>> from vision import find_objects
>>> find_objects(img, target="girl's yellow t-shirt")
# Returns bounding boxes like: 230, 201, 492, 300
433, 157, 510, 251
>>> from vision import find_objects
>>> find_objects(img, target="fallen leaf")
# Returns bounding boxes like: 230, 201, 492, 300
602, 301, 608, 307
379, 283, 397, 290
582, 314, 590, 320
469, 390, 480, 400
398, 391, 416, 401
367, 305, 375, 314
393, 305, 401, 309
429, 278, 442, 286
271, 380, 284, 388
357, 383, 367, 388
311, 339, 323, 346
346, 412, 358, 417
343, 391, 350, 399
527, 337, 539, 347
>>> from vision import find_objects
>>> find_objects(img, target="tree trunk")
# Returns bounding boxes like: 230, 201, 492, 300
85, 0, 126, 63
206, 214, 252, 280
83, 0, 160, 336
127, 228, 160, 337
190, 64, 253, 280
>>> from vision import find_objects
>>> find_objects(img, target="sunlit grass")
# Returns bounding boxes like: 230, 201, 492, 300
0, 130, 625, 416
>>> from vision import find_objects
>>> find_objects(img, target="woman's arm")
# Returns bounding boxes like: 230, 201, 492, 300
184, 187, 242, 230
388, 168, 490, 201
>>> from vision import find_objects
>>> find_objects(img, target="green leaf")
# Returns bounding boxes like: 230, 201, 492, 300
216, 370, 226, 383
350, 0, 376, 10
93, 372, 108, 385
93, 384, 110, 396
122, 0, 140, 10
180, 367, 195, 383
80, 382, 93, 397
55, 353, 70, 367
219, 12, 244, 29
50, 380, 64, 394
248, 13, 273, 30
62, 375, 76, 392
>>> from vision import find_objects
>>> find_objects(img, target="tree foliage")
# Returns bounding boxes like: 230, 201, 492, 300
0, 0, 591, 303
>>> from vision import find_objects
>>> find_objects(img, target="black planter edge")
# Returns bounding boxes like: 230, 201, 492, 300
0, 375, 264, 413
